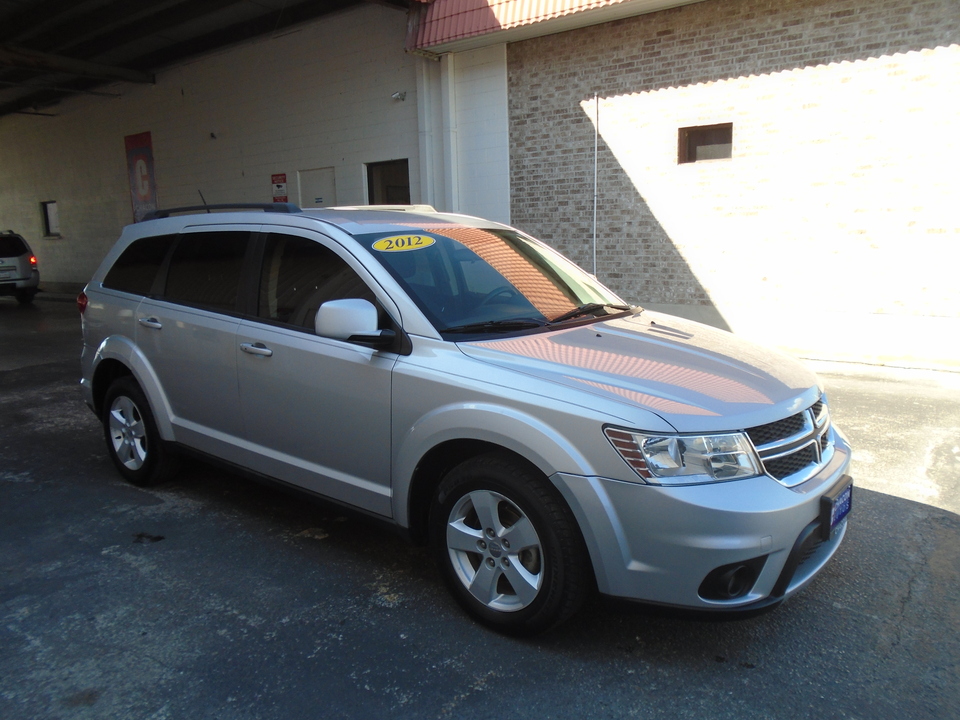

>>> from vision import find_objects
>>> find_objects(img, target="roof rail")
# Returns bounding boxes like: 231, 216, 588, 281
328, 204, 437, 213
142, 203, 302, 220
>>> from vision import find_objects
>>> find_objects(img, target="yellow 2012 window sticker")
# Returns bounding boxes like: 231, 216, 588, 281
372, 235, 436, 252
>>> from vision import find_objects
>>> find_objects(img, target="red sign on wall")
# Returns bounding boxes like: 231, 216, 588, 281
272, 173, 288, 203
125, 131, 158, 222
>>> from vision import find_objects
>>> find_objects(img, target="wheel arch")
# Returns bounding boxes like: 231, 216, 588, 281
91, 358, 133, 416
404, 439, 525, 545
395, 403, 596, 545
90, 336, 175, 439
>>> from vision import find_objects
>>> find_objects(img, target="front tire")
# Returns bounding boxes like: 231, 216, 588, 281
430, 452, 590, 635
102, 377, 179, 487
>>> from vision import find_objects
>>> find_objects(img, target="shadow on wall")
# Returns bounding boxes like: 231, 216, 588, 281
508, 0, 960, 344
592, 124, 732, 331
509, 86, 730, 331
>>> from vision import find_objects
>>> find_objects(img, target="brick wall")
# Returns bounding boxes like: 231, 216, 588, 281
507, 0, 960, 366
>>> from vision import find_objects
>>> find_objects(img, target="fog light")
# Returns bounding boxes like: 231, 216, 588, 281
699, 556, 767, 600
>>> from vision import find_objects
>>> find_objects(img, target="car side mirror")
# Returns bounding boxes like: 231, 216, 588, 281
315, 298, 396, 349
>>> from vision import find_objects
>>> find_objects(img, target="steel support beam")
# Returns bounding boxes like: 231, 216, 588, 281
0, 44, 154, 84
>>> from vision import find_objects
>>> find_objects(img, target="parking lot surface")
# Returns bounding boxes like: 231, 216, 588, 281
1, 297, 958, 719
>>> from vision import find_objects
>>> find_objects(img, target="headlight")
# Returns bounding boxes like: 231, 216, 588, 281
604, 427, 763, 486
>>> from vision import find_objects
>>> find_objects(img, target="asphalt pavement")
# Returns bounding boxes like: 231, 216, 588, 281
1, 296, 958, 720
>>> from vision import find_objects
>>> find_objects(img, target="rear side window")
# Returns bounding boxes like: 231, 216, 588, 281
102, 234, 175, 295
164, 231, 250, 312
258, 233, 375, 329
0, 235, 28, 257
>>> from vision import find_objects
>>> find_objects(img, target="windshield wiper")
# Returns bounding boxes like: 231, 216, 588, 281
442, 319, 546, 334
549, 303, 633, 324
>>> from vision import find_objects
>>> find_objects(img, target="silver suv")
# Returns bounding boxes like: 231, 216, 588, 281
79, 203, 852, 634
0, 230, 39, 304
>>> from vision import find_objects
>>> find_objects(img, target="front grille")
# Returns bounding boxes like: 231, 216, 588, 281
764, 443, 818, 480
745, 414, 806, 447
746, 397, 834, 488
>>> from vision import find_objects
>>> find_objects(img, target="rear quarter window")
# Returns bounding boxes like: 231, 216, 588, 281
102, 234, 175, 295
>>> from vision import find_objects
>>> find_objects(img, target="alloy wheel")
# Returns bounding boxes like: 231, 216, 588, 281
445, 489, 544, 613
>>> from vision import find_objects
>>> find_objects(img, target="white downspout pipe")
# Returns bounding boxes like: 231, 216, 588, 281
440, 53, 460, 213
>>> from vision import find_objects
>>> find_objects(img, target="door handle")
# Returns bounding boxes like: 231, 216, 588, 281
240, 342, 273, 357
138, 317, 162, 329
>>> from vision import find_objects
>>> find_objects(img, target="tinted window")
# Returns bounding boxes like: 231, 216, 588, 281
102, 234, 175, 295
0, 235, 28, 257
164, 231, 249, 312
258, 233, 375, 330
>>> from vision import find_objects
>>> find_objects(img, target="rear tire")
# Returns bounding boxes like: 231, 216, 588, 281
430, 452, 589, 635
102, 377, 179, 487
15, 289, 36, 304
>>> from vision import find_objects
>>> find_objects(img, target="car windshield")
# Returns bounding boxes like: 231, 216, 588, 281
356, 226, 628, 335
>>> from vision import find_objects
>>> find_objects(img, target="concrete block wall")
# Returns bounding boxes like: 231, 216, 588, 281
452, 45, 511, 225
415, 45, 511, 224
507, 0, 960, 367
0, 5, 419, 289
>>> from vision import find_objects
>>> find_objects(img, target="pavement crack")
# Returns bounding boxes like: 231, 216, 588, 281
883, 510, 932, 660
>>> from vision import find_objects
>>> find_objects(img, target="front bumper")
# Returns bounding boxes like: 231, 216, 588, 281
550, 433, 852, 610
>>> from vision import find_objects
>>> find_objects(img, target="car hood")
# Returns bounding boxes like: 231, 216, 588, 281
457, 311, 821, 433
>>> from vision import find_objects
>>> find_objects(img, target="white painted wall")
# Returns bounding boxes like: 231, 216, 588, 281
416, 45, 510, 223
454, 45, 511, 225
0, 5, 419, 287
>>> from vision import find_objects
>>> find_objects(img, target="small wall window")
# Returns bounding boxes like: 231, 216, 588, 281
366, 159, 410, 205
41, 201, 61, 236
678, 123, 733, 164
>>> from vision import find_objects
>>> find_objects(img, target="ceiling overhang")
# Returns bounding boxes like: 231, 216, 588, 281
0, 0, 408, 119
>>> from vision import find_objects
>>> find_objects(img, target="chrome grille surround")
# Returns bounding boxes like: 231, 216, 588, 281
745, 399, 834, 488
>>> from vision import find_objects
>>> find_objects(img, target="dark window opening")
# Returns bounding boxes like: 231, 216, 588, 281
679, 123, 733, 164
41, 201, 60, 236
366, 159, 410, 205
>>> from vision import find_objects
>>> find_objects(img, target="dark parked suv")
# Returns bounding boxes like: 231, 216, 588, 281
0, 230, 40, 304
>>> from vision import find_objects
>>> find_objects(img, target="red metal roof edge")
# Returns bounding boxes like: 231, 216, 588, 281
405, 0, 684, 55
407, 0, 667, 53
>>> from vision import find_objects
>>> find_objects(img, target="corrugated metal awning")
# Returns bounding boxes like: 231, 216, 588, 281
407, 0, 702, 53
